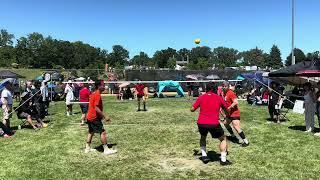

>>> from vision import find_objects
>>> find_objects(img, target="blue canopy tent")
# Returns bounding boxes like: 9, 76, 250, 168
157, 81, 184, 97
241, 71, 271, 85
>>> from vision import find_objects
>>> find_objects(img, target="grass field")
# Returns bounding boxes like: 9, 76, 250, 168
0, 97, 320, 179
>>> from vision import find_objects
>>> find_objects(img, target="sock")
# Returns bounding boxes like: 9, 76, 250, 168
225, 124, 234, 136
239, 131, 248, 144
143, 102, 146, 110
200, 146, 207, 157
86, 143, 91, 149
103, 144, 109, 151
221, 152, 227, 162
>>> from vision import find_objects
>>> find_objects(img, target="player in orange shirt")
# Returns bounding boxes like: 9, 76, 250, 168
223, 81, 249, 147
85, 80, 117, 155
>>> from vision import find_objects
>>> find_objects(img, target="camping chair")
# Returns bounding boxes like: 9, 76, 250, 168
275, 97, 290, 121
14, 106, 28, 129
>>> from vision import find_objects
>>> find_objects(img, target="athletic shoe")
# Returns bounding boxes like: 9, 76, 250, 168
103, 149, 117, 155
241, 143, 249, 147
137, 109, 141, 112
201, 156, 210, 164
305, 128, 313, 133
220, 160, 232, 166
143, 109, 147, 111
42, 123, 48, 128
84, 148, 97, 153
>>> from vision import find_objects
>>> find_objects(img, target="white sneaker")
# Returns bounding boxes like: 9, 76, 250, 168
314, 133, 320, 137
84, 148, 97, 153
305, 128, 312, 133
103, 149, 117, 155
67, 112, 70, 116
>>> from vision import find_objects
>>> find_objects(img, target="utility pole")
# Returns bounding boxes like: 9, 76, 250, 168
291, 0, 295, 65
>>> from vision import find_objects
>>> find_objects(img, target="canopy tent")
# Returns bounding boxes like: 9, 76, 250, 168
241, 71, 270, 85
268, 60, 320, 85
235, 75, 245, 81
35, 76, 44, 81
0, 70, 25, 79
157, 81, 184, 97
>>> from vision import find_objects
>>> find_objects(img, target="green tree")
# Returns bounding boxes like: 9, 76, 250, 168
130, 52, 151, 67
189, 46, 211, 64
108, 45, 129, 68
153, 48, 177, 68
285, 48, 306, 66
0, 29, 14, 47
212, 47, 239, 68
241, 47, 267, 68
167, 57, 177, 69
0, 29, 15, 67
306, 51, 320, 61
268, 45, 282, 69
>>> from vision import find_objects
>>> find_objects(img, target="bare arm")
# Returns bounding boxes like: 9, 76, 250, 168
228, 98, 238, 110
95, 106, 110, 121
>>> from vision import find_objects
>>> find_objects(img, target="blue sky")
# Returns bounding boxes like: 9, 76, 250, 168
1, 0, 319, 59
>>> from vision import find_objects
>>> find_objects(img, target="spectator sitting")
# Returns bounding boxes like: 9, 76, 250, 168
16, 92, 48, 129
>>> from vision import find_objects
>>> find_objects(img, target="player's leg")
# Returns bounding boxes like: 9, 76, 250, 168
137, 96, 141, 111
223, 119, 235, 137
142, 96, 147, 111
85, 131, 95, 153
218, 135, 231, 165
198, 125, 210, 163
99, 121, 117, 155
26, 115, 38, 130
232, 119, 249, 146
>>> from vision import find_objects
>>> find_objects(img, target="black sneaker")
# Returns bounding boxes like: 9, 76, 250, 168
241, 143, 249, 147
143, 109, 147, 111
201, 156, 210, 164
137, 109, 141, 112
220, 160, 232, 166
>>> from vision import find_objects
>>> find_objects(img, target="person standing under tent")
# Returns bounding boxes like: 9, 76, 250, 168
223, 81, 249, 147
65, 80, 75, 116
40, 81, 49, 116
1, 82, 13, 129
85, 80, 117, 155
303, 82, 316, 133
134, 81, 147, 111
268, 82, 282, 123
191, 83, 231, 165
79, 83, 91, 126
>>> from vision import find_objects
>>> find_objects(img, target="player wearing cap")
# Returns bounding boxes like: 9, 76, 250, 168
134, 81, 147, 111
191, 83, 232, 165
84, 80, 117, 155
223, 81, 249, 147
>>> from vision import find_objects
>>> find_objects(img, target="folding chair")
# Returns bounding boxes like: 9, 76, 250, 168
14, 107, 27, 129
276, 97, 290, 121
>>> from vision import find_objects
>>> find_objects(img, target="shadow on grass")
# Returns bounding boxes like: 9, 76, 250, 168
193, 150, 220, 163
288, 125, 320, 132
266, 118, 287, 123
94, 143, 118, 152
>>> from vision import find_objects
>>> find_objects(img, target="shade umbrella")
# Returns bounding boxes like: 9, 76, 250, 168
186, 75, 198, 80
35, 76, 44, 81
75, 77, 86, 81
206, 74, 220, 80
0, 78, 17, 90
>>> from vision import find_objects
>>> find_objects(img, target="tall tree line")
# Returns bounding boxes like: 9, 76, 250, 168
1, 29, 319, 70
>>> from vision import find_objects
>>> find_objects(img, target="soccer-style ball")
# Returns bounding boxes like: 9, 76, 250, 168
194, 39, 201, 44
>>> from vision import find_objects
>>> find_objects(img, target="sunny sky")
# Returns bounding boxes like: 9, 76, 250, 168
1, 0, 319, 59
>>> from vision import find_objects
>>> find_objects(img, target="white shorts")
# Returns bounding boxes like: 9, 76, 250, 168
2, 105, 12, 120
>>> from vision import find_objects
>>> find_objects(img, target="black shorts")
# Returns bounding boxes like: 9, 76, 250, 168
80, 104, 88, 114
227, 117, 241, 121
137, 94, 144, 99
87, 119, 105, 134
198, 124, 224, 139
